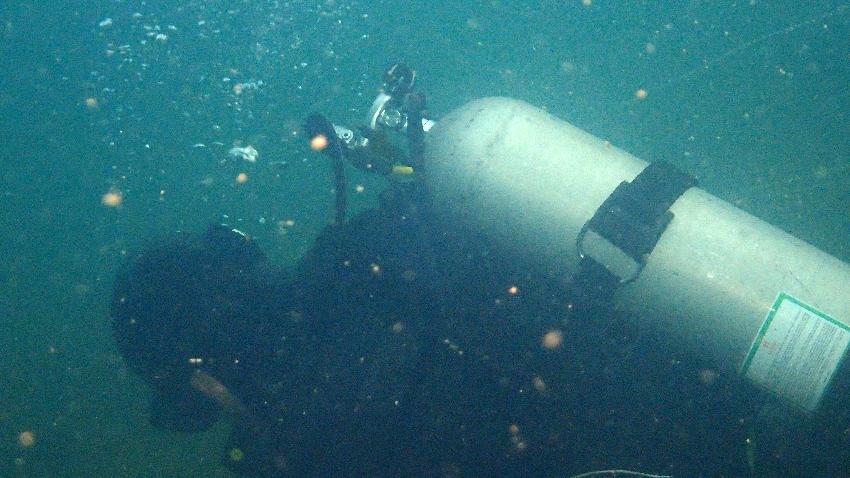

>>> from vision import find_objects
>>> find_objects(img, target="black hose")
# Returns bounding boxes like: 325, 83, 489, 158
305, 114, 347, 225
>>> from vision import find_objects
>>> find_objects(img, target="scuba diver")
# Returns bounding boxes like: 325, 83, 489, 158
111, 64, 766, 477
111, 64, 568, 476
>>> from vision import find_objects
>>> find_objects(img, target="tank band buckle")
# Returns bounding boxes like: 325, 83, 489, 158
572, 161, 696, 309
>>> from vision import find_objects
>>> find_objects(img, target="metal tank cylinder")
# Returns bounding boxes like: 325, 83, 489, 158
424, 97, 850, 412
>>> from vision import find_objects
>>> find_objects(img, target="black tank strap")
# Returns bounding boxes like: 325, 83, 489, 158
569, 161, 696, 312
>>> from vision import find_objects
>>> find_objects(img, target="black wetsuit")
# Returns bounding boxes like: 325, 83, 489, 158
111, 182, 577, 477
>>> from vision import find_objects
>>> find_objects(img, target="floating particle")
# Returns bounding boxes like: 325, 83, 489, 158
542, 330, 563, 350
229, 448, 245, 462
85, 97, 99, 109
698, 368, 719, 386
236, 172, 249, 184
401, 269, 417, 282
18, 431, 35, 448
532, 375, 547, 393
74, 283, 90, 295
229, 145, 259, 162
98, 18, 113, 28
635, 88, 648, 100
507, 285, 518, 295
101, 188, 123, 207
310, 134, 329, 152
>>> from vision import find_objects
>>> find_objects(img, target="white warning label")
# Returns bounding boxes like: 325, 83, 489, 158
741, 292, 850, 412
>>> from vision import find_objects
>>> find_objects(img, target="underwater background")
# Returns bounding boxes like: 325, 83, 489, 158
1, 0, 849, 476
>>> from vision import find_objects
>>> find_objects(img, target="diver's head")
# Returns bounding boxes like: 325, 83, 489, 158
110, 225, 266, 431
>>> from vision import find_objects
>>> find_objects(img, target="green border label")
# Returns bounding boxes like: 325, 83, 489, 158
741, 292, 850, 412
